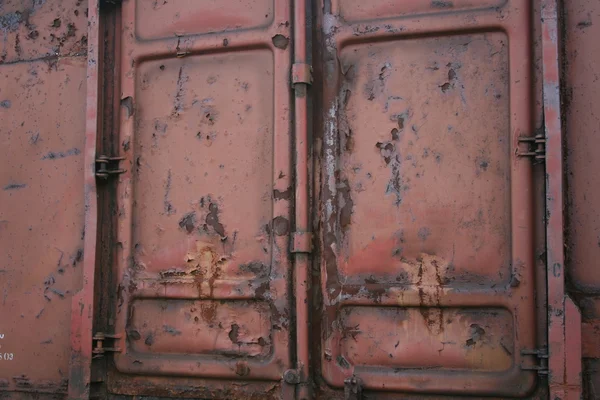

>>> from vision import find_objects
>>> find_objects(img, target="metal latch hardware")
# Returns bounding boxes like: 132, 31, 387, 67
291, 232, 312, 253
92, 332, 122, 359
292, 63, 313, 85
95, 155, 125, 180
520, 348, 548, 375
344, 375, 362, 400
517, 132, 545, 161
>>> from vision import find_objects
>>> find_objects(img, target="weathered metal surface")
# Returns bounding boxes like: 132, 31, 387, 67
292, 0, 312, 399
1, 0, 597, 398
106, 0, 294, 397
564, 0, 600, 398
0, 0, 88, 64
541, 0, 573, 398
68, 0, 102, 397
316, 0, 540, 397
0, 0, 88, 397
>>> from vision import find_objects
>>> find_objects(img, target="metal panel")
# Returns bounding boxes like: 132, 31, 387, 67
0, 58, 86, 396
0, 0, 88, 397
108, 0, 293, 395
564, 0, 600, 296
316, 0, 539, 396
564, 0, 600, 398
68, 0, 103, 397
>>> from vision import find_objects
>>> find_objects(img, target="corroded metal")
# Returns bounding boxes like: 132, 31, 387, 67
316, 0, 539, 396
542, 0, 584, 398
0, 0, 89, 398
564, 0, 600, 397
107, 0, 294, 397
1, 0, 596, 398
68, 0, 101, 397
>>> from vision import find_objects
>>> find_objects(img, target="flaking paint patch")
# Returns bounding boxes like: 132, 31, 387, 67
325, 103, 338, 224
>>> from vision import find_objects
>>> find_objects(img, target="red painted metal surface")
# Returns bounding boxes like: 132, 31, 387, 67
564, 0, 600, 398
0, 0, 88, 397
315, 0, 541, 397
105, 0, 295, 397
0, 0, 596, 398
68, 0, 101, 397
541, 0, 583, 398
292, 0, 312, 399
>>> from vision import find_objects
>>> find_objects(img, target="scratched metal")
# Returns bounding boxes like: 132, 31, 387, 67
0, 0, 88, 64
107, 0, 293, 396
564, 0, 600, 397
316, 0, 538, 396
0, 0, 88, 396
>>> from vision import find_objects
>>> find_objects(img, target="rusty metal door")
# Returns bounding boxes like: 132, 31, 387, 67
315, 0, 541, 397
74, 0, 577, 398
0, 0, 589, 398
103, 0, 299, 397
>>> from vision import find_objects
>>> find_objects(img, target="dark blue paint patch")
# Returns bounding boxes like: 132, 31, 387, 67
29, 132, 40, 144
3, 183, 27, 190
0, 12, 23, 33
42, 148, 81, 160
418, 227, 431, 241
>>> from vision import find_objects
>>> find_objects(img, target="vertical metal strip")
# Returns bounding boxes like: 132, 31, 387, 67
541, 1, 582, 398
68, 0, 101, 398
293, 0, 311, 398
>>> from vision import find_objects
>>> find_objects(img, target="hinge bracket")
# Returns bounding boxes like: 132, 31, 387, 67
517, 132, 546, 161
290, 232, 312, 253
95, 155, 125, 180
292, 63, 313, 85
344, 375, 363, 400
92, 332, 122, 359
521, 348, 548, 375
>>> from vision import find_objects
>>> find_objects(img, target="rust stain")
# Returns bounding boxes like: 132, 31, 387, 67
184, 241, 226, 298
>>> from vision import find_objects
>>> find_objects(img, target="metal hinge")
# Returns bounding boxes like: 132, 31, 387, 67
95, 155, 125, 180
292, 63, 313, 85
92, 332, 122, 359
344, 375, 362, 400
517, 132, 546, 161
521, 348, 548, 375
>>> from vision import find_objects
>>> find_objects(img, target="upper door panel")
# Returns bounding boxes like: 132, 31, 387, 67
317, 0, 538, 397
110, 0, 293, 390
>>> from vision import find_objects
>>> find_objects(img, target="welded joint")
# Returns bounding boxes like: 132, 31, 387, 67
292, 63, 313, 85
291, 232, 312, 253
